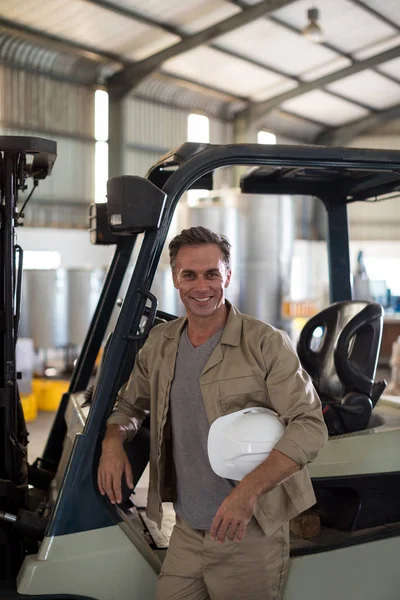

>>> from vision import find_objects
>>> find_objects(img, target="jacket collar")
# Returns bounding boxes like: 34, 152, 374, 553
163, 300, 242, 347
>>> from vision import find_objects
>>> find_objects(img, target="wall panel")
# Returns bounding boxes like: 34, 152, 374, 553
124, 97, 187, 151
0, 66, 95, 228
0, 66, 94, 137
124, 149, 164, 178
123, 96, 236, 188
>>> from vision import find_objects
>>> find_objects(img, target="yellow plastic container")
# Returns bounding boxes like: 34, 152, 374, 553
21, 392, 38, 422
32, 377, 44, 400
34, 377, 70, 412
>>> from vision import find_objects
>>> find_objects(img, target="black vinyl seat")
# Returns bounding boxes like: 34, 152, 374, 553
297, 301, 387, 436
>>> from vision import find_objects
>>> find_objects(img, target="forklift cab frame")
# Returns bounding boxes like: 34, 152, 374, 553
51, 142, 400, 533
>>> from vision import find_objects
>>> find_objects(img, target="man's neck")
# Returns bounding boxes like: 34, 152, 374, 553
186, 304, 229, 347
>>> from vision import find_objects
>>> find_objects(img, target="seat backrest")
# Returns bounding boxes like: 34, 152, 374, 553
297, 301, 384, 404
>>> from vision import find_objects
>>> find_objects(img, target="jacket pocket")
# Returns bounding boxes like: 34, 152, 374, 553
218, 375, 267, 413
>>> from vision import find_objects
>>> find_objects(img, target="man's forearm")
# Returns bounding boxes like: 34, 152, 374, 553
237, 449, 300, 501
103, 423, 128, 446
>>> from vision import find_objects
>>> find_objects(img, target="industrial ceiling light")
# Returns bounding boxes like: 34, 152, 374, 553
302, 7, 324, 43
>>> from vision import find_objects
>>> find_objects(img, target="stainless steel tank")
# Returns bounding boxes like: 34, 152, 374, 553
186, 192, 294, 328
19, 269, 69, 349
239, 193, 294, 328
151, 266, 178, 316
67, 268, 105, 347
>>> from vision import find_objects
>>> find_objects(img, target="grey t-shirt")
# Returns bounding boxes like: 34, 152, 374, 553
170, 326, 233, 530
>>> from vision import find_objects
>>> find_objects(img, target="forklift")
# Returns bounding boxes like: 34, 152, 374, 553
1, 137, 400, 599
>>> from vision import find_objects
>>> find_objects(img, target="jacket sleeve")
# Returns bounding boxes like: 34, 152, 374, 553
106, 343, 150, 442
263, 329, 328, 466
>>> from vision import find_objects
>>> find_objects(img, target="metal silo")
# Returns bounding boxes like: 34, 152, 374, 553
186, 192, 294, 328
67, 268, 105, 347
19, 269, 69, 349
151, 266, 178, 316
240, 193, 294, 328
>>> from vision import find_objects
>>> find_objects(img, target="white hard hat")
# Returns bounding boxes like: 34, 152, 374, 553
208, 407, 285, 481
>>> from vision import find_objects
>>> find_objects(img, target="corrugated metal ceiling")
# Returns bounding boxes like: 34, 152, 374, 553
134, 73, 245, 119
281, 89, 369, 126
361, 0, 400, 27
163, 45, 297, 100
0, 28, 100, 83
326, 70, 400, 110
0, 0, 178, 58
272, 0, 398, 54
380, 56, 400, 80
116, 0, 241, 33
0, 0, 399, 140
353, 35, 400, 60
215, 19, 346, 77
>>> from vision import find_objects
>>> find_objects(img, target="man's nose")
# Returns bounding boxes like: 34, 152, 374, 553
194, 275, 208, 289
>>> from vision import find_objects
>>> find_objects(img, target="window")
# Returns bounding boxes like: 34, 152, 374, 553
95, 142, 109, 205
95, 90, 109, 142
23, 251, 61, 270
364, 257, 400, 296
187, 189, 210, 207
95, 89, 109, 203
187, 114, 210, 205
257, 130, 277, 145
188, 113, 210, 144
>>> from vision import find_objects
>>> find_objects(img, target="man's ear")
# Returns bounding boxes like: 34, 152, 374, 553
224, 269, 232, 288
172, 271, 179, 290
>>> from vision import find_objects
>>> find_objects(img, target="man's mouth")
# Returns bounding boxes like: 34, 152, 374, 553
192, 296, 212, 303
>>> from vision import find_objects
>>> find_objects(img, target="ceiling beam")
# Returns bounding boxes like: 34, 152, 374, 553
247, 44, 400, 126
85, 0, 298, 84
3, 0, 389, 129
0, 16, 248, 106
83, 0, 180, 36
349, 0, 400, 32
84, 0, 373, 113
208, 42, 376, 114
106, 0, 296, 97
227, 0, 358, 61
227, 0, 400, 104
156, 70, 248, 104
316, 103, 400, 146
3, 0, 377, 116
267, 10, 400, 87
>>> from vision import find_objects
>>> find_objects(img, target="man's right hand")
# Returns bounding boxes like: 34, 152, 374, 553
97, 426, 134, 505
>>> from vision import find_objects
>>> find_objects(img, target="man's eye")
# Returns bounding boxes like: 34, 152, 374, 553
207, 272, 219, 278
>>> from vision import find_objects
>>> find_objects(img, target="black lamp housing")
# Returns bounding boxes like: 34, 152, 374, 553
106, 176, 167, 235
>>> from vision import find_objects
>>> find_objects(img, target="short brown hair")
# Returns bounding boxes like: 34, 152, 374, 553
168, 226, 231, 271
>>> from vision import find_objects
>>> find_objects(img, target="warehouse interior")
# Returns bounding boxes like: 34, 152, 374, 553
1, 1, 400, 599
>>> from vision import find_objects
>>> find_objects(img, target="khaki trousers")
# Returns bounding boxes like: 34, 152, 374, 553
156, 516, 289, 600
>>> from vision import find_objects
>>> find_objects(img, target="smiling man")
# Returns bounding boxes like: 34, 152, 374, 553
98, 226, 327, 600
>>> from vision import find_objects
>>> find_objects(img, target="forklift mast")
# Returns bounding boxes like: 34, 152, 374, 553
0, 136, 56, 577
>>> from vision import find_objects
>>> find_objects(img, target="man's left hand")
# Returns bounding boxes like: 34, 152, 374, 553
210, 485, 257, 543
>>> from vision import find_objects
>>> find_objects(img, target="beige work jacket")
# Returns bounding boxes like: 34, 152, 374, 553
107, 303, 328, 536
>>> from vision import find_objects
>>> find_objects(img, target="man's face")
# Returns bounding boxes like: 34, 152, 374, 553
173, 244, 231, 319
